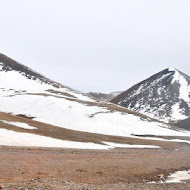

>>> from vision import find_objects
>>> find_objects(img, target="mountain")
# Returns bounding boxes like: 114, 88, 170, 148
111, 67, 190, 123
87, 91, 123, 101
111, 91, 123, 97
0, 54, 189, 149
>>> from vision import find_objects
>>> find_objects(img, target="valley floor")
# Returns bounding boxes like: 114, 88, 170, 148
1, 142, 190, 190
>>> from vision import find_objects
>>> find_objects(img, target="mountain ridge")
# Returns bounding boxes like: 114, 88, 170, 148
0, 53, 70, 89
87, 91, 123, 101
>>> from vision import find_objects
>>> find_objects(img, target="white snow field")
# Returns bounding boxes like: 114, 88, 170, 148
0, 94, 188, 138
0, 61, 190, 149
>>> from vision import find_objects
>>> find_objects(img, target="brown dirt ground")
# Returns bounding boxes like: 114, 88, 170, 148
0, 143, 190, 189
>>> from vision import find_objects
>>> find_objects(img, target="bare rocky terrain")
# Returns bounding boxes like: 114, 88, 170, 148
1, 142, 190, 189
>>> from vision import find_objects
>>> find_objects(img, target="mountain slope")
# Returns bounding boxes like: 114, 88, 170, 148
111, 68, 190, 122
87, 91, 123, 101
0, 55, 189, 149
0, 53, 63, 88
0, 53, 92, 101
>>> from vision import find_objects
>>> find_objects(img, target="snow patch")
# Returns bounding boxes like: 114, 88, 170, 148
171, 103, 188, 120
103, 142, 159, 149
168, 67, 176, 72
0, 120, 37, 130
0, 128, 111, 149
165, 170, 190, 183
137, 136, 190, 144
171, 70, 190, 102
0, 129, 160, 149
0, 129, 161, 150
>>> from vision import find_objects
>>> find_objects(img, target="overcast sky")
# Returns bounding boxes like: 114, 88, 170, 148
0, 0, 190, 93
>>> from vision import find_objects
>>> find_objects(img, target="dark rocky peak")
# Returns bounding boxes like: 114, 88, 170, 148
111, 67, 190, 122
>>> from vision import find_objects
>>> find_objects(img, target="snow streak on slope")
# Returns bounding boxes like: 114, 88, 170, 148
0, 120, 37, 130
171, 68, 190, 102
0, 128, 160, 149
0, 128, 110, 149
103, 142, 159, 149
112, 68, 190, 122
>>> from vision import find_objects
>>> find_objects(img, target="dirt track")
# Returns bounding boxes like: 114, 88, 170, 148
1, 143, 190, 189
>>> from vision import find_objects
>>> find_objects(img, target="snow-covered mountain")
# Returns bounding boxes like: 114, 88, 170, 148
87, 91, 123, 101
111, 67, 190, 123
0, 53, 91, 101
0, 54, 189, 149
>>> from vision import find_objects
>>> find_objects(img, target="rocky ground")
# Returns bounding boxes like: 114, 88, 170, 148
2, 178, 190, 190
1, 142, 190, 190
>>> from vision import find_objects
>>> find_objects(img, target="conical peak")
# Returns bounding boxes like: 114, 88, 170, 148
167, 67, 177, 72
112, 66, 190, 122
